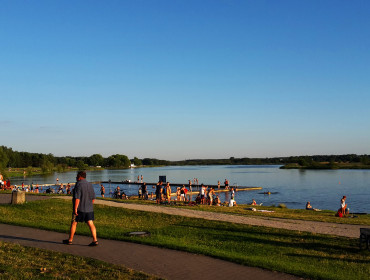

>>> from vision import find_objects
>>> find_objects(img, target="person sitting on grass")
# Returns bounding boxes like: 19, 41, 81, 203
229, 198, 237, 207
306, 201, 321, 211
251, 199, 257, 206
121, 191, 128, 200
195, 194, 201, 204
214, 195, 221, 206
113, 186, 121, 199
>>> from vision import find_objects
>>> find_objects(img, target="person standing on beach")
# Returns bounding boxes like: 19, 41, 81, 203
100, 184, 105, 198
155, 181, 163, 204
200, 184, 206, 204
224, 179, 229, 189
165, 182, 171, 203
340, 196, 347, 215
141, 183, 147, 200
63, 171, 98, 246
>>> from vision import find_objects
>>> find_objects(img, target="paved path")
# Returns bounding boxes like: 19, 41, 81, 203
58, 197, 363, 238
0, 224, 300, 280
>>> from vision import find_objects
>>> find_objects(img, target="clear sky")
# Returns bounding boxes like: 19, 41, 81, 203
1, 0, 369, 160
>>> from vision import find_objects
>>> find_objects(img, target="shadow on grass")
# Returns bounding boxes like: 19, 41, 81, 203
286, 253, 370, 264
173, 223, 358, 253
0, 235, 61, 245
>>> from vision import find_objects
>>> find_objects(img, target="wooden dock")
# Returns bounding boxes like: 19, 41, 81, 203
100, 181, 262, 191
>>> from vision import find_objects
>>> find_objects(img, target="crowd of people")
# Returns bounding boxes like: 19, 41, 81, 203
137, 179, 241, 207
0, 173, 11, 190
0, 172, 73, 194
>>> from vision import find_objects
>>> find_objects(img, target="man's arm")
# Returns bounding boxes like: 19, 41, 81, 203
74, 199, 80, 215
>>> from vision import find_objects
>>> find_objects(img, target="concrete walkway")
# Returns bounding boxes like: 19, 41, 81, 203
0, 224, 301, 280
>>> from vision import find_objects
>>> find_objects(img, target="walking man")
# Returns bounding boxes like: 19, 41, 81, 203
63, 171, 98, 246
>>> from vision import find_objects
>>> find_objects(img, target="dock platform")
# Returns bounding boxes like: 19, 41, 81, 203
100, 181, 262, 191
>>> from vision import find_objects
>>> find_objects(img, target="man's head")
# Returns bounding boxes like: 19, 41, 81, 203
77, 171, 87, 180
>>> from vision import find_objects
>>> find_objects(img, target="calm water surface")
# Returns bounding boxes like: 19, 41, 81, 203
11, 165, 370, 213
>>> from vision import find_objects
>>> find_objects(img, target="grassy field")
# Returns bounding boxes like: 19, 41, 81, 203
0, 198, 369, 280
98, 196, 370, 226
0, 241, 158, 280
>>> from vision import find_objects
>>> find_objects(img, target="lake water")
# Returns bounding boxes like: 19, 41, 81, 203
10, 165, 370, 213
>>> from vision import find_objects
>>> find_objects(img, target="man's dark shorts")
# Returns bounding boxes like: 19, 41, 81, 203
72, 211, 94, 223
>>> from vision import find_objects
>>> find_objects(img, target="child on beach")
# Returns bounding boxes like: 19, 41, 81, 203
176, 187, 181, 201
340, 196, 347, 215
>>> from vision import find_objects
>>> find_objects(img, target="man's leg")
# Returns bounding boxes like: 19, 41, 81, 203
68, 221, 78, 242
87, 220, 98, 242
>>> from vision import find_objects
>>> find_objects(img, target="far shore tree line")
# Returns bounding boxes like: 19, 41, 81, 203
0, 146, 369, 176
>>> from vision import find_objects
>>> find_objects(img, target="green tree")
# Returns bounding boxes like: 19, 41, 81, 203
41, 160, 54, 174
76, 160, 86, 171
105, 154, 130, 168
133, 157, 142, 166
361, 156, 370, 165
56, 164, 65, 173
26, 166, 33, 176
0, 147, 9, 168
88, 154, 104, 166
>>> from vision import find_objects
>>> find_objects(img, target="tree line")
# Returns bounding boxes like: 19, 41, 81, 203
1, 145, 369, 172
0, 146, 133, 172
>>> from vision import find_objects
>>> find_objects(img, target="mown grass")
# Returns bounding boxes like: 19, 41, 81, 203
0, 199, 369, 280
5, 192, 370, 225
98, 196, 370, 226
0, 240, 159, 280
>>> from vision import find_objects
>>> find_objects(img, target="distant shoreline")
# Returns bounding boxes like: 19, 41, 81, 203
280, 162, 370, 170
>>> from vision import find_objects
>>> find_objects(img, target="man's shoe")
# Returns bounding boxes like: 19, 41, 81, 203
88, 241, 98, 246
62, 239, 72, 245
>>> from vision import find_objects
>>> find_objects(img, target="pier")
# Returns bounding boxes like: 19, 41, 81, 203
100, 181, 262, 192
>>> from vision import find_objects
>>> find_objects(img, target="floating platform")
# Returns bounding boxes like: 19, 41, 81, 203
100, 181, 262, 192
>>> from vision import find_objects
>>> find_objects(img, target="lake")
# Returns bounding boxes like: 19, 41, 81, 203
10, 165, 370, 213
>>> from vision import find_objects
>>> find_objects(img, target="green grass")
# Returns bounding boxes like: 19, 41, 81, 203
177, 203, 370, 225
0, 241, 159, 280
97, 196, 370, 226
0, 199, 369, 280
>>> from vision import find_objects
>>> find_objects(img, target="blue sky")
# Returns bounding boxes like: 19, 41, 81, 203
1, 0, 369, 160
